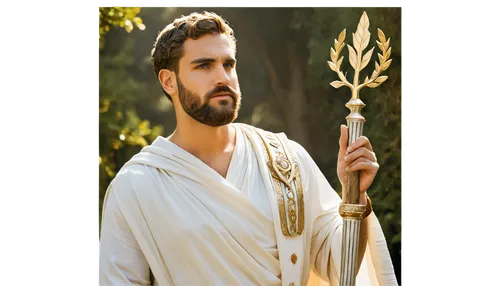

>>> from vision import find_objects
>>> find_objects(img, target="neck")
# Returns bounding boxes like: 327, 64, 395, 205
169, 116, 236, 161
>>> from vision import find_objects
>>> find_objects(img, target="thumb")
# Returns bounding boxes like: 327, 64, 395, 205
338, 124, 348, 159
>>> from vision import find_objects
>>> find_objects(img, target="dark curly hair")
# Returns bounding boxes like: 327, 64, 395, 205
150, 11, 237, 101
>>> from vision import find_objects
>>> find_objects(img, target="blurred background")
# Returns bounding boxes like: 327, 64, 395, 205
99, 7, 401, 284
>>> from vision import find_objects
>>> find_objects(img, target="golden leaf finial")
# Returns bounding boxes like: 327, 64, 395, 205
328, 11, 392, 98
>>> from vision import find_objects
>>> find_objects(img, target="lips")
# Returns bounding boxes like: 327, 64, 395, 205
210, 93, 232, 98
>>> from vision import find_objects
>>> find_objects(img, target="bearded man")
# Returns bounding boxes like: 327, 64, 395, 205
99, 11, 397, 286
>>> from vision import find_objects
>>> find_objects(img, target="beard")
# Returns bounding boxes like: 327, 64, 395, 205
177, 78, 241, 127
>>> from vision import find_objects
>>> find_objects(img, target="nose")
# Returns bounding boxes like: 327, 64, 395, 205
214, 64, 230, 86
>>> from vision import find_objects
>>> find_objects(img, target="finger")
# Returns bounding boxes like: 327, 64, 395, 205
338, 124, 349, 159
346, 158, 379, 172
347, 135, 374, 153
343, 147, 377, 166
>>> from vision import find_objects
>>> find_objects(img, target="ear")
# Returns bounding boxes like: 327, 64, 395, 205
158, 69, 177, 95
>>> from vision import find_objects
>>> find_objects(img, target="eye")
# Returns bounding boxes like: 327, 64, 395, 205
197, 63, 210, 69
224, 62, 235, 68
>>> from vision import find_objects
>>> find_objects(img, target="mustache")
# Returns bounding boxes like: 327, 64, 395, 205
205, 85, 238, 99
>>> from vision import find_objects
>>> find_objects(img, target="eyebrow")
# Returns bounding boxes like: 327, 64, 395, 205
190, 57, 237, 65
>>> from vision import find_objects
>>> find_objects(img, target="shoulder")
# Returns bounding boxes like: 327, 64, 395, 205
234, 122, 314, 163
113, 164, 152, 186
286, 139, 309, 157
106, 163, 158, 201
286, 139, 316, 170
233, 123, 316, 166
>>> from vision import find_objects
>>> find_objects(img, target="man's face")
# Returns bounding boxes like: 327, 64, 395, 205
175, 33, 241, 127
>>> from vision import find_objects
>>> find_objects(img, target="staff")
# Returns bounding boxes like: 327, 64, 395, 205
328, 11, 392, 286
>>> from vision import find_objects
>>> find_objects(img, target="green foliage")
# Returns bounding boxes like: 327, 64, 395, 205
99, 7, 145, 48
99, 7, 164, 223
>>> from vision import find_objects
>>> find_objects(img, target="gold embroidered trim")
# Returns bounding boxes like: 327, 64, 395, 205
295, 170, 304, 235
255, 128, 304, 237
279, 134, 304, 235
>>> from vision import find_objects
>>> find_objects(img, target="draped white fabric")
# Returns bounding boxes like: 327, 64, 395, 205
99, 123, 397, 286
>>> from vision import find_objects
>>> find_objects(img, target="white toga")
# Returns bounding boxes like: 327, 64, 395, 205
99, 123, 397, 285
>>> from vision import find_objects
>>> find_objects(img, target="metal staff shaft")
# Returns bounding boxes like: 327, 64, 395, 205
339, 97, 367, 286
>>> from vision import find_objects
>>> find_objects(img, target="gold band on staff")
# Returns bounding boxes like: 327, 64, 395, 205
339, 204, 367, 220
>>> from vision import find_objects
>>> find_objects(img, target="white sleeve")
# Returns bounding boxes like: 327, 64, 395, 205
99, 185, 151, 285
